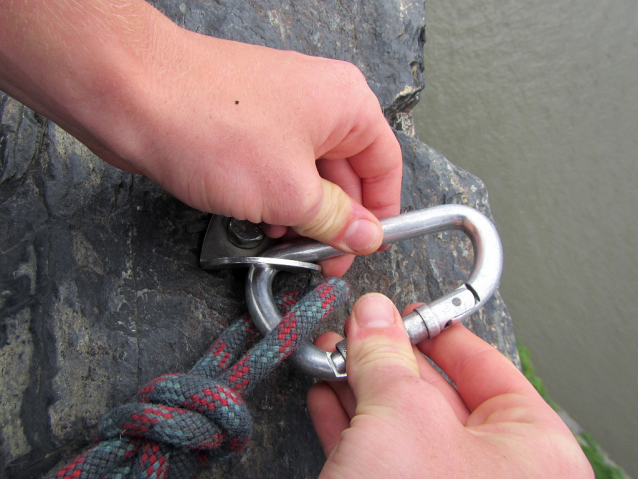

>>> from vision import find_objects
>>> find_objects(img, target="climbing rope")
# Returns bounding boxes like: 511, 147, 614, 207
52, 278, 348, 479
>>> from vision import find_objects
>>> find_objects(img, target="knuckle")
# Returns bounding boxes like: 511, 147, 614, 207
263, 174, 319, 226
326, 59, 374, 102
335, 59, 366, 82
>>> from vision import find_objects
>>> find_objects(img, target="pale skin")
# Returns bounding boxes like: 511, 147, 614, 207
1, 1, 593, 477
0, 0, 403, 276
308, 294, 594, 478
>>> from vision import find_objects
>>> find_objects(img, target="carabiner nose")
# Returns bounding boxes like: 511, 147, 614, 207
245, 204, 503, 380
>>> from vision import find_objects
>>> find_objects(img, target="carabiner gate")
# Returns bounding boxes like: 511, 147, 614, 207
204, 204, 503, 380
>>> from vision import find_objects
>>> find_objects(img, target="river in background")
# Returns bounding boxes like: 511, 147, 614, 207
413, 0, 638, 475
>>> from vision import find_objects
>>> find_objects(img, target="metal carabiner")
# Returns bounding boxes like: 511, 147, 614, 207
204, 204, 503, 380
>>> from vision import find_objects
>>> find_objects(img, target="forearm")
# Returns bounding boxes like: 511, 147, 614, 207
1, 1, 402, 265
0, 0, 176, 169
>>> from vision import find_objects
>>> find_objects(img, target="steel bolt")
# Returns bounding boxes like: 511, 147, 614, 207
227, 218, 265, 249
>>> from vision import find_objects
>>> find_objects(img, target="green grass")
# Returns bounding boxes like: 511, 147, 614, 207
517, 343, 627, 479
518, 343, 559, 411
578, 432, 627, 479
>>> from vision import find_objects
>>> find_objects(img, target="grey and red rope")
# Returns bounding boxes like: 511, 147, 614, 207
52, 277, 348, 479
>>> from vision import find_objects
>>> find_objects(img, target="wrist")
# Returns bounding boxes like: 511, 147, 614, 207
72, 4, 187, 174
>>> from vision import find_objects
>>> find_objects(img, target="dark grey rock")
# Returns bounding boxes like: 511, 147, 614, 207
0, 1, 516, 478
146, 0, 426, 134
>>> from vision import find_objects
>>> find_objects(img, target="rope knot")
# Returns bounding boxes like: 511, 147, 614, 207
52, 278, 348, 479
98, 372, 252, 459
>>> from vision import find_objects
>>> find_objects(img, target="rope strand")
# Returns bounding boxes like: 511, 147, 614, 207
52, 278, 348, 479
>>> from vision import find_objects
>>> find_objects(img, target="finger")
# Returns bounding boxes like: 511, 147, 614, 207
348, 136, 403, 221
412, 346, 471, 423
400, 303, 470, 422
261, 223, 287, 238
307, 382, 350, 457
292, 178, 383, 256
266, 154, 366, 237
316, 157, 362, 202
267, 113, 399, 262
344, 293, 421, 411
319, 254, 355, 278
320, 114, 403, 221
311, 96, 402, 248
308, 331, 356, 457
313, 332, 357, 418
261, 223, 356, 277
417, 324, 542, 413
313, 158, 360, 276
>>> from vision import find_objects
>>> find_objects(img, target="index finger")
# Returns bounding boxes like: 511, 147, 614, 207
348, 130, 403, 220
320, 115, 403, 221
417, 324, 541, 412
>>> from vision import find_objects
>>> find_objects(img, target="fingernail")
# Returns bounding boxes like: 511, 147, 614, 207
354, 294, 396, 328
344, 218, 382, 253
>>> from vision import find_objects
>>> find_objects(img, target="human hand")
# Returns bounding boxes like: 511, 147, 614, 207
308, 294, 594, 478
0, 1, 402, 277
133, 28, 402, 276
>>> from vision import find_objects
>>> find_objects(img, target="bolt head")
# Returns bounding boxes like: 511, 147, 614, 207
227, 218, 265, 249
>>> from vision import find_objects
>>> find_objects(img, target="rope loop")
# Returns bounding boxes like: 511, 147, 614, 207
52, 278, 348, 479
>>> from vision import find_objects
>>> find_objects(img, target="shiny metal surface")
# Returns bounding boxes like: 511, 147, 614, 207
200, 215, 277, 268
204, 256, 321, 273
227, 218, 266, 249
245, 204, 503, 379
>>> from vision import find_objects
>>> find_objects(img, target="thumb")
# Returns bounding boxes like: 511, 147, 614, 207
345, 293, 420, 409
292, 179, 383, 255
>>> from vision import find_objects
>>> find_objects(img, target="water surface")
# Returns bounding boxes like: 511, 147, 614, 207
413, 1, 638, 474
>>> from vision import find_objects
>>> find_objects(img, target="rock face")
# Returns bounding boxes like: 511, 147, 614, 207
0, 1, 517, 478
